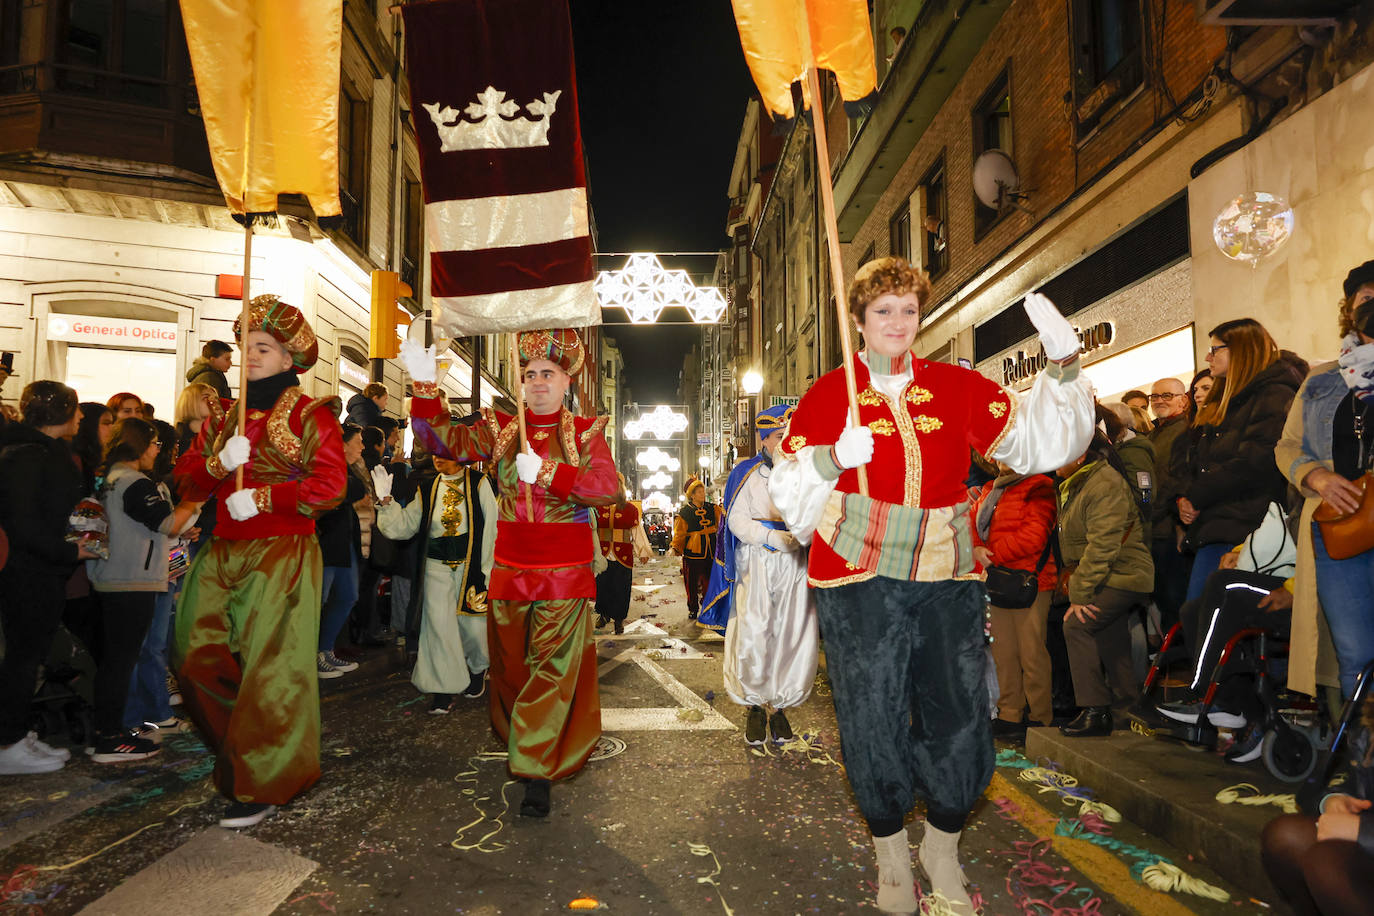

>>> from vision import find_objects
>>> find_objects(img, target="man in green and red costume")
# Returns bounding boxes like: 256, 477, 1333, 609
400, 328, 618, 817
173, 295, 347, 830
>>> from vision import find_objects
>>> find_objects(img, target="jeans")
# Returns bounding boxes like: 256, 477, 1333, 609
319, 549, 360, 653
1311, 525, 1374, 697
123, 584, 180, 728
1185, 543, 1233, 603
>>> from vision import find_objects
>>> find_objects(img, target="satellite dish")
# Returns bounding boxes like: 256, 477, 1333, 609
972, 150, 1026, 211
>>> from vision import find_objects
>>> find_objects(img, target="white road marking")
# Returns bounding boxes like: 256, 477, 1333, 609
598, 649, 733, 732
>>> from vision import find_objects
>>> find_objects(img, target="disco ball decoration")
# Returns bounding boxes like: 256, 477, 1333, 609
1212, 191, 1294, 265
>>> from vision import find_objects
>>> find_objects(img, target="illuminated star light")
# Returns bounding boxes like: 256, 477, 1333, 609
641, 471, 673, 491
624, 405, 688, 441
635, 446, 681, 472
593, 253, 725, 324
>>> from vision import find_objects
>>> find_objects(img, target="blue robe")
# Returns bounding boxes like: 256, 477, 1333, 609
696, 456, 764, 633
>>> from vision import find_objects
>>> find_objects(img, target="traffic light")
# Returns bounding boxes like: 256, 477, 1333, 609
369, 270, 413, 359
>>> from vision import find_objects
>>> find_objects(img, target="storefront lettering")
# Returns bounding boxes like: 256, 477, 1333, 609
46, 314, 179, 351
1001, 321, 1115, 386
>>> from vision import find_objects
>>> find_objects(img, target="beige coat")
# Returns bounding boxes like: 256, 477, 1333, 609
1274, 362, 1340, 698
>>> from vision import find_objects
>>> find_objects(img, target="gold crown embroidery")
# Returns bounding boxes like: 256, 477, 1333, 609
989, 401, 1008, 418
912, 415, 943, 433
869, 419, 896, 436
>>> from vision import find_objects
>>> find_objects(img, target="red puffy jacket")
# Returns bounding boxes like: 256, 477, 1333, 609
970, 474, 1058, 592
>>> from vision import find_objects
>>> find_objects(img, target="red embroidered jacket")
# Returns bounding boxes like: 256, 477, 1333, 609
596, 502, 641, 568
778, 358, 1015, 587
175, 387, 347, 540
410, 393, 619, 601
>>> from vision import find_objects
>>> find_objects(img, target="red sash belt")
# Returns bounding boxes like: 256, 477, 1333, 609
494, 521, 593, 569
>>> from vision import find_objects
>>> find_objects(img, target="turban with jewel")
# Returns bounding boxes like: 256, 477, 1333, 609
518, 328, 585, 376
233, 294, 319, 374
754, 404, 793, 436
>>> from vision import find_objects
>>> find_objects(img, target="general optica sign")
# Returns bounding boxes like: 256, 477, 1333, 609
47, 314, 179, 351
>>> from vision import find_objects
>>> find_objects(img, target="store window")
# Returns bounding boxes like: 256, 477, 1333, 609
400, 175, 422, 295
45, 308, 179, 413
972, 70, 1012, 238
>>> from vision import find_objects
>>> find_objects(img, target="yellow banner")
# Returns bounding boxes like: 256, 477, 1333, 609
180, 0, 343, 217
730, 0, 877, 120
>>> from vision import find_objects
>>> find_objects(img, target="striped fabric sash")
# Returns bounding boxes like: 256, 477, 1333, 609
818, 490, 974, 581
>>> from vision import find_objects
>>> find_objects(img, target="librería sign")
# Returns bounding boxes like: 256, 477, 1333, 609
46, 314, 179, 351
1001, 321, 1114, 386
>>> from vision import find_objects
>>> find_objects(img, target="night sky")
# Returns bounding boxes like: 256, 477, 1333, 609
570, 1, 755, 405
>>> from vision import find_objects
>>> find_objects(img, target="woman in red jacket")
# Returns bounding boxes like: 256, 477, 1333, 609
971, 465, 1058, 738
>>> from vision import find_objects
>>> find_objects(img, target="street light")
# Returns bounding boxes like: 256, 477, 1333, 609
697, 455, 710, 469
741, 370, 763, 395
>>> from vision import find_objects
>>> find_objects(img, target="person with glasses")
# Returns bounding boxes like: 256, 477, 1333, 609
1147, 378, 1194, 632
1171, 319, 1306, 603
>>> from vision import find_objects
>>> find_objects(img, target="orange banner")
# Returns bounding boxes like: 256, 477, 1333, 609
180, 0, 343, 217
730, 0, 878, 120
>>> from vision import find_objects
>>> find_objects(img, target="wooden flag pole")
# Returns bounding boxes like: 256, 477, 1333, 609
802, 64, 868, 497
235, 221, 253, 491
509, 334, 533, 518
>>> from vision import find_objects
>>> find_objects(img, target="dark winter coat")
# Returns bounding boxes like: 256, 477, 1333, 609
1170, 359, 1302, 550
185, 357, 231, 400
345, 393, 384, 431
316, 470, 366, 567
0, 422, 85, 576
970, 473, 1058, 591
1147, 412, 1189, 541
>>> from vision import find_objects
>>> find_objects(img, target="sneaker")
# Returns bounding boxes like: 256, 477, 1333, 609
316, 652, 342, 679
1157, 701, 1246, 730
769, 710, 793, 743
219, 801, 277, 829
322, 651, 358, 673
136, 718, 190, 743
90, 732, 160, 763
26, 731, 72, 762
745, 706, 767, 746
166, 672, 183, 706
463, 670, 487, 699
1225, 726, 1265, 764
429, 694, 454, 715
0, 738, 66, 775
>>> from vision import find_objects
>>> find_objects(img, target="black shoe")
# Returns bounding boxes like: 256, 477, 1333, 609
463, 670, 487, 699
745, 706, 767, 746
613, 620, 624, 635
1059, 706, 1113, 737
1025, 719, 1047, 729
596, 615, 608, 629
769, 710, 793, 743
520, 779, 551, 818
89, 731, 161, 763
991, 717, 1028, 739
219, 801, 277, 828
687, 609, 698, 621
428, 694, 454, 715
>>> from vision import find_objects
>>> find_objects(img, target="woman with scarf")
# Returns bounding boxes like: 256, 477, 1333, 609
969, 464, 1058, 739
767, 257, 1095, 914
1277, 260, 1374, 701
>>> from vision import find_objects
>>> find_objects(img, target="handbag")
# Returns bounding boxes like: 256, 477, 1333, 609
984, 539, 1053, 609
1313, 471, 1374, 560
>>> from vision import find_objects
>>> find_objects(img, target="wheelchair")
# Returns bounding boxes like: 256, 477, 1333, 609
1129, 621, 1328, 784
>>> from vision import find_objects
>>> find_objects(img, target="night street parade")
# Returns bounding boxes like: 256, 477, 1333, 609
4, 0, 1374, 913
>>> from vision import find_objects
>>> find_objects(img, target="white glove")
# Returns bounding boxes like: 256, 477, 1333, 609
1024, 292, 1080, 362
833, 421, 875, 469
371, 464, 393, 500
225, 488, 259, 521
515, 445, 543, 485
399, 339, 437, 384
218, 435, 251, 473
767, 530, 801, 552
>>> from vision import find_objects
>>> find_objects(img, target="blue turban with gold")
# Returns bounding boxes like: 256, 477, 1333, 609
754, 403, 793, 436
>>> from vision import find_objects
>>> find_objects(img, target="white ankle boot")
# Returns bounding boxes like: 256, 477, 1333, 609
917, 823, 974, 912
871, 828, 918, 914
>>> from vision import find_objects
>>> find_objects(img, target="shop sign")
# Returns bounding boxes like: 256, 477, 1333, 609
768, 395, 800, 408
1001, 321, 1115, 386
696, 433, 710, 445
47, 314, 179, 351
339, 360, 370, 389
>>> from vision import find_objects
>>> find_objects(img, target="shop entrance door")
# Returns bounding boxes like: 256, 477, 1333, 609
65, 347, 177, 418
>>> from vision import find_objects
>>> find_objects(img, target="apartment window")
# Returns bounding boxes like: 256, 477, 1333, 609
56, 0, 171, 105
859, 242, 876, 269
889, 203, 911, 262
400, 176, 422, 294
920, 158, 948, 282
972, 71, 1012, 238
338, 85, 369, 245
1071, 0, 1143, 135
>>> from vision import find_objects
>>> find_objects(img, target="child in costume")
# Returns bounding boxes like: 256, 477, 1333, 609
595, 474, 650, 635
768, 258, 1095, 913
671, 477, 719, 620
173, 295, 347, 830
700, 404, 817, 745
373, 456, 497, 712
400, 328, 618, 818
